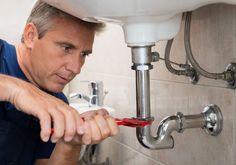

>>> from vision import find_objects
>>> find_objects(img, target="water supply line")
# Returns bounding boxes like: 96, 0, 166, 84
130, 45, 223, 149
184, 12, 236, 88
165, 39, 188, 76
164, 39, 199, 83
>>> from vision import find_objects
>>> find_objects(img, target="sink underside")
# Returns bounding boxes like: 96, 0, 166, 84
43, 0, 236, 45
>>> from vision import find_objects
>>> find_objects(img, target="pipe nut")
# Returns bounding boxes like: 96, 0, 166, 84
131, 64, 153, 71
176, 112, 185, 133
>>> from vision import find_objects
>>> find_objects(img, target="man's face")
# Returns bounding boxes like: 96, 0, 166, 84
28, 18, 95, 93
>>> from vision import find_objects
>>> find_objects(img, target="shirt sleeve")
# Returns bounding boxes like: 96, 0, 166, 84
33, 140, 56, 159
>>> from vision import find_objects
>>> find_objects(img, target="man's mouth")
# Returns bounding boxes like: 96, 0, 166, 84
56, 74, 71, 84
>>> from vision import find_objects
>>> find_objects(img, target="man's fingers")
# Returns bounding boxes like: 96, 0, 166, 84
88, 119, 102, 144
94, 115, 110, 139
96, 109, 109, 116
38, 107, 119, 145
81, 121, 92, 145
71, 109, 84, 135
49, 110, 65, 143
37, 107, 119, 145
80, 110, 97, 119
61, 107, 76, 142
106, 117, 119, 136
38, 111, 51, 142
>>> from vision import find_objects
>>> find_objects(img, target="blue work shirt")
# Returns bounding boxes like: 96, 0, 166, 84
0, 39, 68, 164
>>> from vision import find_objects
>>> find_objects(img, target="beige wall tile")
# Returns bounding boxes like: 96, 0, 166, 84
98, 138, 165, 165
81, 24, 134, 77
188, 85, 234, 118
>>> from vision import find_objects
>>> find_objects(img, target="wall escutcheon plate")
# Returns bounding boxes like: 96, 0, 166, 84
201, 104, 223, 136
225, 63, 236, 89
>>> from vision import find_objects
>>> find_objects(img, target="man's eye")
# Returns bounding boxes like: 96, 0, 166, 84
62, 45, 72, 53
80, 52, 90, 57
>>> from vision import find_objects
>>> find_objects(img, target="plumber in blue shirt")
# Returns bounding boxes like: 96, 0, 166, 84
0, 1, 119, 165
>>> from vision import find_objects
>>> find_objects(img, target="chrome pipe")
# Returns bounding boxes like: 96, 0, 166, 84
133, 46, 180, 149
136, 70, 151, 118
131, 46, 223, 150
137, 116, 180, 149
181, 114, 205, 129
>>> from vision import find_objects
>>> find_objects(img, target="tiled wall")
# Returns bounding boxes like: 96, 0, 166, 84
68, 4, 236, 165
0, 0, 35, 44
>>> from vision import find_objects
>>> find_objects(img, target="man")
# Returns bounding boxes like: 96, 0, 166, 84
0, 0, 119, 164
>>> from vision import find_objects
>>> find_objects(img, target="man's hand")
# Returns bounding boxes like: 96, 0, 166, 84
62, 109, 119, 145
36, 109, 119, 165
0, 74, 84, 143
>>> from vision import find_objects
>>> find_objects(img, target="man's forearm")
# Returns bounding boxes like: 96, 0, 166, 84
47, 140, 81, 165
0, 74, 17, 102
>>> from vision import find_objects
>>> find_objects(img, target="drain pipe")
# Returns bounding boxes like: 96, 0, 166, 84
131, 45, 223, 149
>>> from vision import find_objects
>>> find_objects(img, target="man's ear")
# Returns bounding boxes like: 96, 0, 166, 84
23, 23, 39, 49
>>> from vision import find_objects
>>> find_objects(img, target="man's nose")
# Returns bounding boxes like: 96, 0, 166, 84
66, 57, 83, 75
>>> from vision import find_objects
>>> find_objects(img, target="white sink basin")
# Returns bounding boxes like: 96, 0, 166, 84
43, 0, 236, 45
69, 103, 116, 116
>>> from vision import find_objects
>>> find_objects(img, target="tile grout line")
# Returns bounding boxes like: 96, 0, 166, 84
85, 71, 233, 89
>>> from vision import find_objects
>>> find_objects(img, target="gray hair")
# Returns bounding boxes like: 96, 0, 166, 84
21, 0, 104, 42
